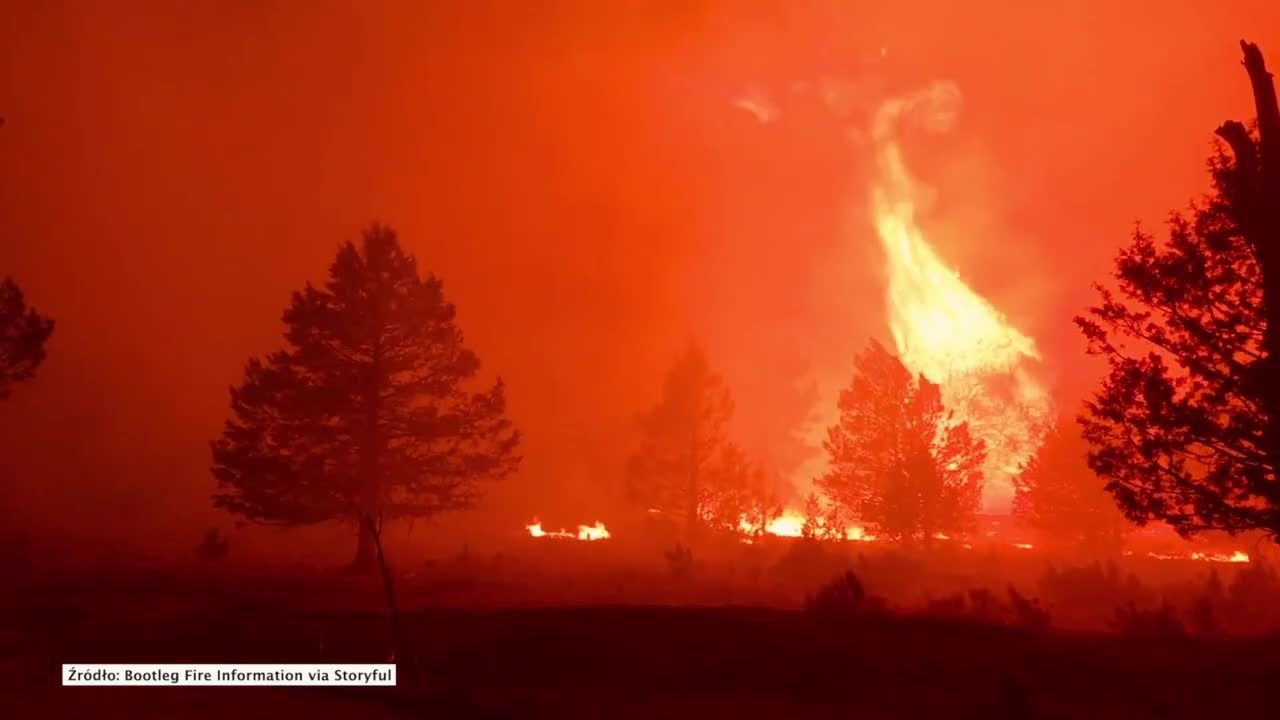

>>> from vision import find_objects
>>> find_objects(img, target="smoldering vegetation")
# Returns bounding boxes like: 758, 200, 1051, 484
6, 532, 1280, 718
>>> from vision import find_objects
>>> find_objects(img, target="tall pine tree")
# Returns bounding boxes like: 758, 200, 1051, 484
817, 340, 985, 542
1012, 418, 1127, 553
1078, 41, 1280, 539
625, 343, 738, 535
211, 225, 520, 569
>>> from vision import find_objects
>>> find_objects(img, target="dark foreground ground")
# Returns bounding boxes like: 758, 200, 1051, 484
6, 591, 1280, 719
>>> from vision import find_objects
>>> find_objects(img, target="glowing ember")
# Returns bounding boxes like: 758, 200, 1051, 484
526, 519, 611, 541
737, 509, 874, 541
766, 511, 805, 538
577, 521, 611, 541
870, 83, 1052, 511
1142, 550, 1250, 563
845, 525, 876, 542
524, 518, 1247, 561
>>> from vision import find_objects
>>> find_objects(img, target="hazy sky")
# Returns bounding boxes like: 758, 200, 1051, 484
2, 1, 1277, 555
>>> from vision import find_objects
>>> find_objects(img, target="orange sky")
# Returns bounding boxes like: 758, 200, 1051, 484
1, 1, 1277, 555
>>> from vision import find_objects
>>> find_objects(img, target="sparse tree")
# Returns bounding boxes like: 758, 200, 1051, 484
1077, 41, 1280, 539
801, 492, 847, 541
211, 225, 520, 571
1012, 419, 1127, 553
0, 277, 54, 399
817, 340, 985, 542
625, 343, 736, 535
697, 442, 782, 535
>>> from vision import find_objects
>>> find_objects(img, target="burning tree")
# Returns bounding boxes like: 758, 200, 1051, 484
697, 442, 782, 536
1077, 41, 1280, 539
800, 492, 847, 541
211, 225, 520, 570
1011, 419, 1127, 553
625, 343, 779, 536
0, 277, 54, 400
817, 340, 985, 542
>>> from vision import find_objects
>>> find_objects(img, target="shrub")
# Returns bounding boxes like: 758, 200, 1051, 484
664, 543, 694, 578
1110, 600, 1185, 640
918, 586, 1050, 631
805, 571, 871, 617
1007, 587, 1051, 632
196, 528, 230, 562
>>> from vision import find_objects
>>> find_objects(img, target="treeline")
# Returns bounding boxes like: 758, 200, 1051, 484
7, 39, 1280, 571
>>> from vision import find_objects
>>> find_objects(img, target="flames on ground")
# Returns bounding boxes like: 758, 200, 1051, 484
526, 519, 611, 541
522, 515, 1249, 563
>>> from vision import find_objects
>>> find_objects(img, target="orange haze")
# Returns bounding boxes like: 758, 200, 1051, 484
1, 1, 1277, 557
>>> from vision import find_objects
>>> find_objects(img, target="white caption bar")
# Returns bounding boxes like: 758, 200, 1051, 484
63, 664, 396, 686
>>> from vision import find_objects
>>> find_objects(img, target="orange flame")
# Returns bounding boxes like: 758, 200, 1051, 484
870, 83, 1052, 510
522, 520, 1248, 562
576, 521, 611, 541
735, 508, 875, 541
526, 519, 611, 541
1139, 550, 1250, 563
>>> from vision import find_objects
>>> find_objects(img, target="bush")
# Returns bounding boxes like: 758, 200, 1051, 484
1007, 587, 1051, 632
1223, 561, 1280, 631
1038, 561, 1151, 619
805, 571, 872, 617
196, 528, 230, 562
917, 586, 1051, 631
1187, 595, 1217, 636
664, 543, 694, 578
1110, 600, 1185, 640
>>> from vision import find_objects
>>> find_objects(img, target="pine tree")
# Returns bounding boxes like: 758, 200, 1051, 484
1011, 419, 1127, 553
625, 343, 737, 535
211, 225, 520, 569
0, 277, 54, 399
817, 340, 985, 542
697, 442, 782, 535
1077, 41, 1280, 539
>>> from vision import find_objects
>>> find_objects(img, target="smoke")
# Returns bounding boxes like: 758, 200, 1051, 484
2, 1, 1273, 554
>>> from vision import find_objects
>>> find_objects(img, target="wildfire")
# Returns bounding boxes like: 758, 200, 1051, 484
764, 510, 805, 537
1138, 550, 1250, 563
738, 509, 803, 537
870, 83, 1052, 510
522, 519, 1249, 562
736, 508, 875, 541
526, 519, 611, 541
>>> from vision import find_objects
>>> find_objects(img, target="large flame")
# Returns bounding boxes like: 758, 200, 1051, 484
870, 83, 1052, 509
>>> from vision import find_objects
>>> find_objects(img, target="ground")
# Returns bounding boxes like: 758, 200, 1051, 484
4, 567, 1279, 719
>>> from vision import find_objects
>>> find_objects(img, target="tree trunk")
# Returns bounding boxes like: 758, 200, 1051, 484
362, 512, 418, 687
1220, 41, 1280, 511
352, 516, 379, 573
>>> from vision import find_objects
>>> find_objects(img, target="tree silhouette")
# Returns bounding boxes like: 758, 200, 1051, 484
211, 225, 520, 570
817, 340, 985, 542
801, 491, 847, 541
1077, 41, 1280, 539
1011, 419, 1127, 553
625, 343, 748, 535
697, 442, 782, 536
0, 277, 54, 400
